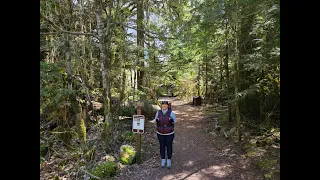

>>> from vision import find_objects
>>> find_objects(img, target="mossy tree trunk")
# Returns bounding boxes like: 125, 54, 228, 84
94, 0, 113, 151
137, 0, 145, 91
94, 0, 112, 123
70, 94, 87, 151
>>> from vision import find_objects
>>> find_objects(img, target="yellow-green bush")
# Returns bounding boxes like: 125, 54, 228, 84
120, 145, 136, 165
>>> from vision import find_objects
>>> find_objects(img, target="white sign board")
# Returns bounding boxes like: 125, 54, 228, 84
132, 115, 145, 134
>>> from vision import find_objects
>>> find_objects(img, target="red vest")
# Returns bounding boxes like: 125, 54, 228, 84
156, 110, 174, 134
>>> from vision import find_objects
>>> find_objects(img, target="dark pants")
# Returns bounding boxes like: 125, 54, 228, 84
157, 133, 174, 159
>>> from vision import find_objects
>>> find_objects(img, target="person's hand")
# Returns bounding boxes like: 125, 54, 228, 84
170, 119, 174, 123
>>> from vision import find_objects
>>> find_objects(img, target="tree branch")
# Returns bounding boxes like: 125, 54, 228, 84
40, 31, 95, 36
115, 22, 176, 39
40, 13, 173, 40
40, 13, 97, 37
40, 32, 58, 35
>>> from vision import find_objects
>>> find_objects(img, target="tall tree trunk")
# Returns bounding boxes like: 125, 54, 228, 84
79, 2, 91, 125
234, 0, 241, 141
224, 21, 232, 122
132, 58, 136, 105
259, 94, 265, 122
88, 20, 95, 88
107, 1, 113, 119
120, 67, 126, 103
220, 56, 223, 90
94, 0, 112, 151
238, 4, 256, 92
238, 4, 256, 114
137, 0, 145, 91
198, 64, 201, 96
64, 35, 87, 151
57, 0, 87, 150
205, 55, 208, 98
131, 69, 133, 88
65, 38, 73, 91
94, 0, 111, 122
119, 43, 126, 104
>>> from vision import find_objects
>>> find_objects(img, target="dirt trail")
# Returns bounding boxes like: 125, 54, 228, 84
115, 97, 261, 180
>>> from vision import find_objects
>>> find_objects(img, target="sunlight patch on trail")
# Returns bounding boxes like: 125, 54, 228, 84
160, 164, 232, 180
183, 160, 194, 167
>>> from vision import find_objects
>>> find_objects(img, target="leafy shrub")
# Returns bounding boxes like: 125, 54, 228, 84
119, 131, 135, 144
119, 145, 136, 165
90, 162, 119, 179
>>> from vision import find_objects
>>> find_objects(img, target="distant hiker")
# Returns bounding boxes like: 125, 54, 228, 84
154, 100, 176, 168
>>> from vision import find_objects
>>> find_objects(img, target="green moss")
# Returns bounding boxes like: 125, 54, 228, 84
101, 122, 111, 151
103, 98, 111, 117
90, 162, 119, 179
76, 114, 87, 150
120, 145, 136, 165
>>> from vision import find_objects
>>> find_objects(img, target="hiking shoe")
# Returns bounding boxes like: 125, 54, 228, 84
161, 159, 166, 168
167, 159, 171, 169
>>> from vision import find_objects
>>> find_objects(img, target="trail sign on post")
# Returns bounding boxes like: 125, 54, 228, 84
132, 115, 145, 134
133, 101, 144, 164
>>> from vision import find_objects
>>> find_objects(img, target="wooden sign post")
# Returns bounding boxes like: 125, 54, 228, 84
133, 101, 144, 164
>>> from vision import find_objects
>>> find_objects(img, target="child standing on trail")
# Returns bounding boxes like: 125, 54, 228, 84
154, 100, 176, 168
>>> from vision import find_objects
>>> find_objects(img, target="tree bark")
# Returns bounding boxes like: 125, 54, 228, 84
94, 0, 111, 123
205, 55, 208, 98
220, 56, 223, 90
198, 64, 201, 96
259, 94, 265, 122
234, 0, 241, 141
137, 0, 145, 91
133, 58, 137, 105
120, 44, 126, 104
224, 20, 232, 122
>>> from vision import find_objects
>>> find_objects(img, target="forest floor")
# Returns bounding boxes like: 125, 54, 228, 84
114, 97, 271, 180
40, 97, 279, 180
